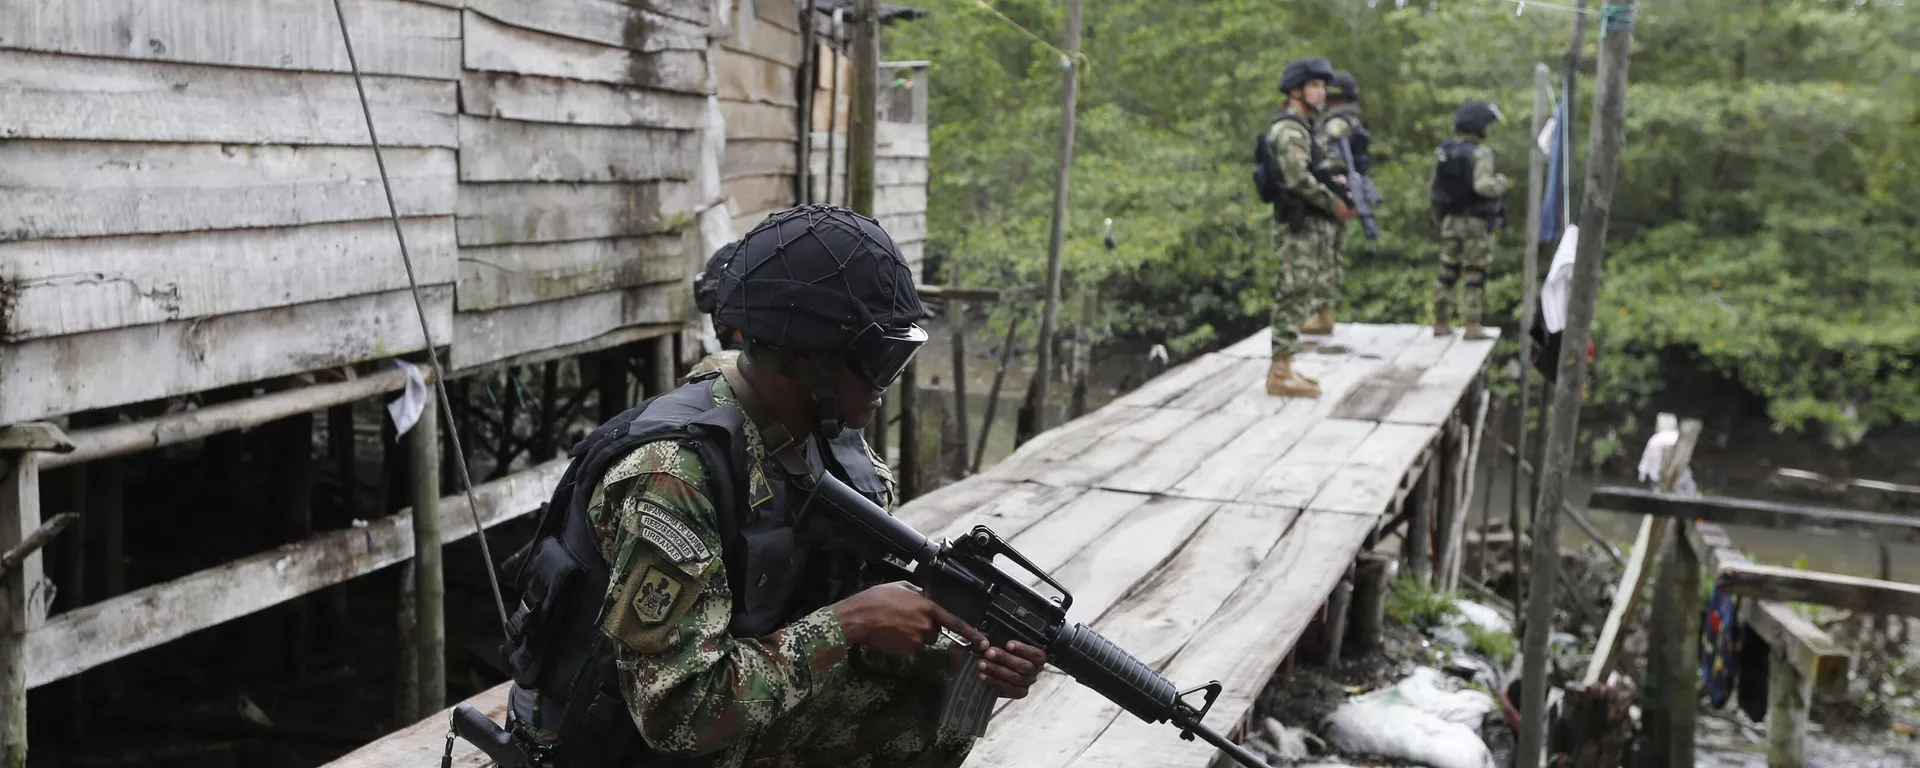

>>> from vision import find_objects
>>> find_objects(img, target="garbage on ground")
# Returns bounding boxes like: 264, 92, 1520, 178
1322, 667, 1496, 768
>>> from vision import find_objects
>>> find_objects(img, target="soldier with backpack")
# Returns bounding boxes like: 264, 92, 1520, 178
1252, 56, 1355, 397
1428, 101, 1511, 340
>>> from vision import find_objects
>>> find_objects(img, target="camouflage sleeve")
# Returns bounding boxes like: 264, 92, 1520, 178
1318, 116, 1351, 174
592, 441, 853, 757
1472, 144, 1511, 198
1270, 120, 1343, 213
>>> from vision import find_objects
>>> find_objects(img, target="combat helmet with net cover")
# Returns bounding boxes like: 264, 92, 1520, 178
712, 204, 928, 435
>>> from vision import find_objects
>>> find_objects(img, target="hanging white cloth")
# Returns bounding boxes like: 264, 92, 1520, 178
1540, 224, 1579, 333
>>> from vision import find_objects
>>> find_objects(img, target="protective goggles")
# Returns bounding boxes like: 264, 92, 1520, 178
846, 323, 928, 391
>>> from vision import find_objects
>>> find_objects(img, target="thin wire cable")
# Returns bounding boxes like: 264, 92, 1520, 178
330, 0, 512, 637
1500, 0, 1601, 15
968, 0, 1092, 77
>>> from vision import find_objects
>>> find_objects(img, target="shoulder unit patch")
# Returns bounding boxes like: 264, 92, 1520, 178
635, 501, 712, 565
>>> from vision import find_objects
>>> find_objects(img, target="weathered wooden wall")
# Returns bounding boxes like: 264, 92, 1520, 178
449, 0, 715, 369
805, 50, 930, 277
1, 0, 932, 424
0, 0, 462, 425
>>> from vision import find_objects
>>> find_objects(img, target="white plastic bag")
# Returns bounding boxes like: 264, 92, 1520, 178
1352, 666, 1494, 726
1323, 701, 1495, 768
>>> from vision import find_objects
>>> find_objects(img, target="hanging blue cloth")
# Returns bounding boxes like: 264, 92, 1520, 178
1538, 95, 1569, 245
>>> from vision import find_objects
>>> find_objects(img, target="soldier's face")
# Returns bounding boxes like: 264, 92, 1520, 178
833, 364, 882, 429
1304, 80, 1328, 108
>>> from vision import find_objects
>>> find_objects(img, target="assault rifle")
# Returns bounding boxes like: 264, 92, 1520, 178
449, 468, 1273, 768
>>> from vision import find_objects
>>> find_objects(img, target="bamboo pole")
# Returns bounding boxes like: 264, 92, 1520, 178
1517, 2, 1637, 764
1030, 0, 1083, 434
1512, 63, 1552, 611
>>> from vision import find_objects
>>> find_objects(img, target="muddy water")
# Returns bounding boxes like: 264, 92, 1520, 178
917, 315, 1920, 581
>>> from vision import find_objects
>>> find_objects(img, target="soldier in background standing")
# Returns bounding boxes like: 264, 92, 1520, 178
1253, 56, 1355, 397
1316, 70, 1383, 294
1428, 101, 1510, 340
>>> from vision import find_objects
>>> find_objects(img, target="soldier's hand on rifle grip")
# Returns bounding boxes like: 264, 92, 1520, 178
833, 582, 982, 656
974, 640, 1047, 699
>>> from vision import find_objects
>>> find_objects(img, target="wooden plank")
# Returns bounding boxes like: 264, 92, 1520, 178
721, 8, 806, 67
464, 11, 706, 95
969, 504, 1297, 768
1239, 419, 1378, 508
25, 459, 567, 689
999, 490, 1155, 578
458, 71, 706, 130
1046, 497, 1221, 625
716, 49, 798, 107
877, 121, 931, 159
456, 231, 692, 311
0, 141, 455, 241
0, 0, 459, 79
0, 50, 456, 147
1718, 563, 1920, 618
1114, 354, 1238, 408
323, 684, 511, 768
723, 100, 800, 141
1384, 329, 1500, 426
1391, 328, 1458, 369
1066, 511, 1378, 767
1306, 322, 1388, 357
722, 140, 802, 180
1098, 411, 1261, 495
1307, 422, 1441, 515
1026, 409, 1192, 489
723, 175, 797, 218
893, 478, 1020, 533
3, 217, 457, 341
985, 406, 1156, 481
0, 287, 453, 426
450, 282, 687, 369
466, 0, 707, 54
1589, 486, 1920, 545
1352, 323, 1428, 361
1219, 328, 1272, 359
1328, 364, 1424, 421
745, 0, 803, 32
457, 116, 697, 183
809, 139, 930, 183
1220, 355, 1384, 418
919, 483, 1089, 545
454, 181, 699, 246
1166, 406, 1316, 502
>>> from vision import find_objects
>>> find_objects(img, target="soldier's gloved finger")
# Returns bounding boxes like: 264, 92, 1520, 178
983, 646, 1040, 677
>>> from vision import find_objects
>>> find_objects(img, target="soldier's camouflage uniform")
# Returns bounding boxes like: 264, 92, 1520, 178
1432, 143, 1510, 327
1317, 104, 1365, 265
1268, 110, 1346, 358
583, 371, 970, 767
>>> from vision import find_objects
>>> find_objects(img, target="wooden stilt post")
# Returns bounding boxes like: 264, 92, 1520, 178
1644, 524, 1701, 768
1408, 448, 1438, 585
948, 274, 971, 478
1031, 0, 1084, 434
1517, 0, 1637, 762
276, 412, 317, 674
329, 403, 358, 517
395, 559, 419, 722
1349, 551, 1398, 654
851, 0, 884, 460
1767, 646, 1810, 768
49, 456, 85, 737
1512, 62, 1551, 613
88, 446, 125, 706
973, 313, 1023, 473
0, 423, 69, 768
406, 401, 445, 716
649, 335, 676, 399
1322, 563, 1355, 667
597, 349, 628, 424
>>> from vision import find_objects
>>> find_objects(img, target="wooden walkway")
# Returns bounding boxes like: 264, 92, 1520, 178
326, 323, 1499, 768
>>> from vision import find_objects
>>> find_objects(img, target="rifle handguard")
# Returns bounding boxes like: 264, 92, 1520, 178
1050, 623, 1180, 723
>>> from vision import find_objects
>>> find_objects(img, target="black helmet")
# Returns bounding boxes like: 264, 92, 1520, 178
713, 204, 927, 393
1279, 57, 1335, 93
693, 241, 738, 316
1454, 101, 1504, 135
1330, 71, 1360, 102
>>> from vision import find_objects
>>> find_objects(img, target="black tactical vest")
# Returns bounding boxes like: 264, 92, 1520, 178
1256, 112, 1340, 228
496, 375, 888, 766
1430, 137, 1501, 219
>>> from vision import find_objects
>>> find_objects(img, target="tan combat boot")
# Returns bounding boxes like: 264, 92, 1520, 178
1300, 309, 1335, 336
1266, 356, 1321, 397
1464, 323, 1492, 341
1433, 319, 1453, 337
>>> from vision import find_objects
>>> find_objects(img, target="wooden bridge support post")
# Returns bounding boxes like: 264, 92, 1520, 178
1407, 447, 1438, 585
1320, 562, 1355, 668
648, 335, 676, 399
1768, 647, 1811, 768
407, 402, 445, 717
1643, 528, 1702, 768
1348, 551, 1398, 654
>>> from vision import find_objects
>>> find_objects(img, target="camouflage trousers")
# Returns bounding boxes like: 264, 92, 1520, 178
1434, 216, 1495, 326
737, 653, 974, 768
1269, 215, 1344, 357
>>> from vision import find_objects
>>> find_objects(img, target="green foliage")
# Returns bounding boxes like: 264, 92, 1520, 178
1385, 574, 1461, 630
1465, 624, 1519, 667
890, 0, 1920, 444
